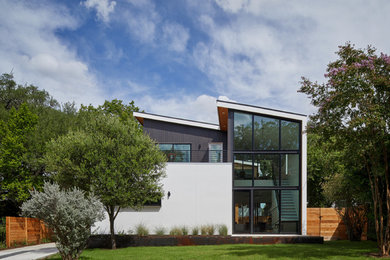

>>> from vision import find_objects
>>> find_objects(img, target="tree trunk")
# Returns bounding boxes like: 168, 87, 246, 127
384, 144, 390, 256
108, 206, 116, 250
106, 205, 121, 250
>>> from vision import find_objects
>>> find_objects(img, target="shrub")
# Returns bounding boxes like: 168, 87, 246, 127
154, 227, 166, 235
116, 230, 126, 236
218, 224, 228, 236
181, 226, 189, 235
21, 182, 104, 260
191, 226, 199, 235
207, 225, 215, 235
135, 224, 149, 236
0, 218, 5, 247
200, 225, 208, 235
169, 227, 183, 236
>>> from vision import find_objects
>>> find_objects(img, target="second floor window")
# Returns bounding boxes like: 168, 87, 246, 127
158, 144, 191, 162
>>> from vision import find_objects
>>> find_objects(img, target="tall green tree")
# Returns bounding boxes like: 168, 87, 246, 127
299, 43, 390, 255
45, 113, 166, 249
0, 73, 76, 216
306, 132, 343, 207
0, 103, 38, 204
79, 99, 140, 121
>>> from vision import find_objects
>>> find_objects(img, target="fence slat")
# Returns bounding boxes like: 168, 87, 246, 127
5, 217, 53, 248
307, 208, 367, 241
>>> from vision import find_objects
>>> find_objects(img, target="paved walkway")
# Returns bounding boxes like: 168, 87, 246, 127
0, 243, 58, 260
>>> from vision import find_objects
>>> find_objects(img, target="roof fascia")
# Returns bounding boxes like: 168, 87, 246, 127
133, 112, 220, 131
216, 100, 307, 122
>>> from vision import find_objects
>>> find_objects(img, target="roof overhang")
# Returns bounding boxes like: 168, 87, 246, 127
217, 100, 307, 127
133, 112, 220, 131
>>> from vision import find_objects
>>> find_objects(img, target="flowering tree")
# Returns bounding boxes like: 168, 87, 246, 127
299, 43, 390, 256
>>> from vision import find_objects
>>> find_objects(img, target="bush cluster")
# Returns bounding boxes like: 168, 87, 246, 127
131, 224, 229, 236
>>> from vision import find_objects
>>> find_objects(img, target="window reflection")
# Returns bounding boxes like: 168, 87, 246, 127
233, 154, 252, 186
281, 154, 299, 186
234, 191, 250, 233
254, 154, 279, 186
253, 190, 279, 233
234, 112, 252, 150
281, 120, 299, 150
254, 116, 279, 150
158, 144, 191, 162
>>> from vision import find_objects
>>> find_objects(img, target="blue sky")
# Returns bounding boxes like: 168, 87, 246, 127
1, 0, 390, 123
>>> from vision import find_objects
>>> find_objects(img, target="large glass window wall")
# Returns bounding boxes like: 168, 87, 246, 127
232, 111, 301, 234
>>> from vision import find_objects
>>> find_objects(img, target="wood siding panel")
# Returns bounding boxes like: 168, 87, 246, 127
307, 208, 366, 241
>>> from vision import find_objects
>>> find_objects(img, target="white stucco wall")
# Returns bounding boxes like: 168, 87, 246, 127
93, 163, 233, 235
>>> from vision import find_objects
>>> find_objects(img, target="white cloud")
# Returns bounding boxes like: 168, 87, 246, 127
83, 0, 116, 23
215, 0, 250, 13
0, 1, 105, 106
188, 0, 390, 115
122, 0, 160, 43
120, 0, 190, 53
137, 94, 221, 123
218, 96, 236, 102
162, 23, 190, 52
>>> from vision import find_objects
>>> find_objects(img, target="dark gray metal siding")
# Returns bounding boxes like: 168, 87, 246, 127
143, 119, 227, 162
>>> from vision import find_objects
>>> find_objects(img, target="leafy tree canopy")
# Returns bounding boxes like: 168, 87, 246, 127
299, 43, 390, 255
45, 112, 166, 249
0, 73, 77, 216
0, 103, 38, 203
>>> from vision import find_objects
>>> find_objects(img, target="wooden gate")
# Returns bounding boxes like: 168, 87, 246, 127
6, 217, 53, 248
307, 208, 367, 241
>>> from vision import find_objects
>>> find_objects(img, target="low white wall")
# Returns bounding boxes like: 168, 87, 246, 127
93, 163, 233, 235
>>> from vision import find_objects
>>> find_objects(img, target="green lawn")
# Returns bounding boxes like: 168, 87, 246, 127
49, 241, 378, 259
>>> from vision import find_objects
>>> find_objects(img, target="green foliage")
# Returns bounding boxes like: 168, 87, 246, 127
299, 43, 390, 255
0, 217, 5, 246
200, 225, 215, 235
0, 73, 76, 216
323, 172, 369, 241
200, 225, 207, 235
79, 99, 141, 122
154, 226, 166, 235
181, 226, 189, 236
169, 227, 183, 236
0, 73, 58, 112
135, 224, 149, 236
218, 224, 228, 236
191, 226, 199, 235
21, 182, 104, 260
207, 225, 215, 235
306, 133, 344, 207
45, 112, 166, 248
0, 103, 39, 203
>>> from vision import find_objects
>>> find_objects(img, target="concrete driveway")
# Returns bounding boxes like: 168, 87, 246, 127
0, 243, 58, 260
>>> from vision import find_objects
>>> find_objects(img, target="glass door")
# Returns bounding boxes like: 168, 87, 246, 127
233, 191, 250, 233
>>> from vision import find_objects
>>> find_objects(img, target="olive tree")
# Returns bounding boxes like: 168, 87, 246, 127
45, 112, 166, 249
21, 182, 104, 260
299, 43, 390, 255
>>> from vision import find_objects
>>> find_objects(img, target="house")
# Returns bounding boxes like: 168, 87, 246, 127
94, 100, 307, 235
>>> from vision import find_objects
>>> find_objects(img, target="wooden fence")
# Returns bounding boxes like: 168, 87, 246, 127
5, 216, 54, 248
307, 208, 367, 241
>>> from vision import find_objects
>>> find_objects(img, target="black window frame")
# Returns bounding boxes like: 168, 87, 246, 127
232, 110, 302, 235
158, 143, 192, 162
